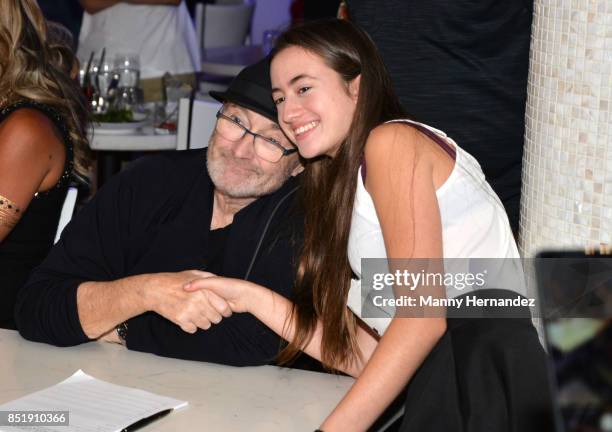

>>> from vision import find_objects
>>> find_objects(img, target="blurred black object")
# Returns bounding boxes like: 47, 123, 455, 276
537, 251, 612, 432
550, 321, 612, 432
537, 256, 612, 319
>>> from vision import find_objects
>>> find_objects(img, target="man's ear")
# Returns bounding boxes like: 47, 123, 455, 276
348, 74, 361, 102
290, 162, 305, 177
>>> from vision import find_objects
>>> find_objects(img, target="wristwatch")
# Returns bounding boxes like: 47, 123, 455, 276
116, 322, 128, 344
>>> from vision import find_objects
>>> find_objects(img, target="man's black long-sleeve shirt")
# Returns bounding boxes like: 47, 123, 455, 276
15, 149, 303, 366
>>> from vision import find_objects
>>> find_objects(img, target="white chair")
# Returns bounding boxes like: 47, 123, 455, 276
194, 2, 254, 51
54, 186, 78, 244
176, 97, 222, 150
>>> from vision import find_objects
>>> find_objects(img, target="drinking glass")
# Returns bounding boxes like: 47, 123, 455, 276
91, 58, 114, 98
113, 54, 142, 111
113, 54, 140, 89
81, 57, 114, 113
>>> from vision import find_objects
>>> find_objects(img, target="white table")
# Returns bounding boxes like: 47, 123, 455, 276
202, 45, 265, 77
89, 126, 178, 187
0, 329, 354, 431
90, 126, 177, 152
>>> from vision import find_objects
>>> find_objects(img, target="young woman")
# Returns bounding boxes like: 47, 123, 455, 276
186, 19, 551, 431
0, 0, 90, 329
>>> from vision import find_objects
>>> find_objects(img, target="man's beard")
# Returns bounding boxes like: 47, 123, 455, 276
206, 144, 290, 199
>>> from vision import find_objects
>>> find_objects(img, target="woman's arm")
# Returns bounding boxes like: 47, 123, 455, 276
318, 123, 448, 431
79, 0, 179, 14
0, 109, 65, 242
185, 275, 379, 377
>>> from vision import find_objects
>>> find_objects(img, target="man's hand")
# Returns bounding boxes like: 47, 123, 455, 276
143, 271, 233, 333
77, 270, 232, 339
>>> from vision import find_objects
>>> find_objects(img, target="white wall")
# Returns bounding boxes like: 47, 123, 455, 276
520, 0, 612, 256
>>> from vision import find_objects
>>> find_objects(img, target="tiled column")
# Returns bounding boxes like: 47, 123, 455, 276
520, 0, 612, 257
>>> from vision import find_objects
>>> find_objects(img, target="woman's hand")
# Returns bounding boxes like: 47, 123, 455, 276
141, 271, 232, 333
184, 272, 257, 314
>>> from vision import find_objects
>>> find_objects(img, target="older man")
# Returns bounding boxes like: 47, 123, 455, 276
15, 58, 303, 366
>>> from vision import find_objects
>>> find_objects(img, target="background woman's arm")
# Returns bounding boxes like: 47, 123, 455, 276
79, 0, 120, 14
0, 109, 65, 242
79, 0, 180, 14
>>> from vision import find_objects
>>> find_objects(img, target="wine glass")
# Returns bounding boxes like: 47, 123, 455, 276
113, 54, 142, 111
113, 53, 140, 88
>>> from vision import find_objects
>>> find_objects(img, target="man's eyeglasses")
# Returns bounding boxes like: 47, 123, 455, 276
215, 109, 297, 163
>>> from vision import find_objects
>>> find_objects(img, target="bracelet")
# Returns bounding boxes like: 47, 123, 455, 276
116, 322, 128, 344
0, 194, 20, 229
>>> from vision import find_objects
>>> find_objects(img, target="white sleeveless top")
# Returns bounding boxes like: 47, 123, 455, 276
78, 2, 201, 79
346, 120, 521, 335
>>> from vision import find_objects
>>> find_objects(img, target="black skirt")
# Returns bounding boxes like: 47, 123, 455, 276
399, 295, 555, 431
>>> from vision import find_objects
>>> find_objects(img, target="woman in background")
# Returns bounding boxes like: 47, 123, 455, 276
77, 0, 200, 80
0, 0, 90, 329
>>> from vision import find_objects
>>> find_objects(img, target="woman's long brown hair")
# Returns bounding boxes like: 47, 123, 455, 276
273, 19, 406, 370
0, 0, 91, 179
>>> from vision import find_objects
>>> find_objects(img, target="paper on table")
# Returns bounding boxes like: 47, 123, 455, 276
0, 369, 187, 432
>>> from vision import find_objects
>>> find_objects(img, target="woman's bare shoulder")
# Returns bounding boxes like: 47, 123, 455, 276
0, 108, 63, 156
366, 121, 419, 147
364, 122, 422, 168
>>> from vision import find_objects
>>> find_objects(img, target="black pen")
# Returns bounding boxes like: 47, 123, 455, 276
121, 409, 172, 432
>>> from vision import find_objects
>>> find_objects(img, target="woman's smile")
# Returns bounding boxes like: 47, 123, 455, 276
271, 46, 359, 158
293, 120, 319, 137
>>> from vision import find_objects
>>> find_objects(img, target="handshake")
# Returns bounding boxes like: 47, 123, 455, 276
80, 271, 260, 342
153, 270, 251, 334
